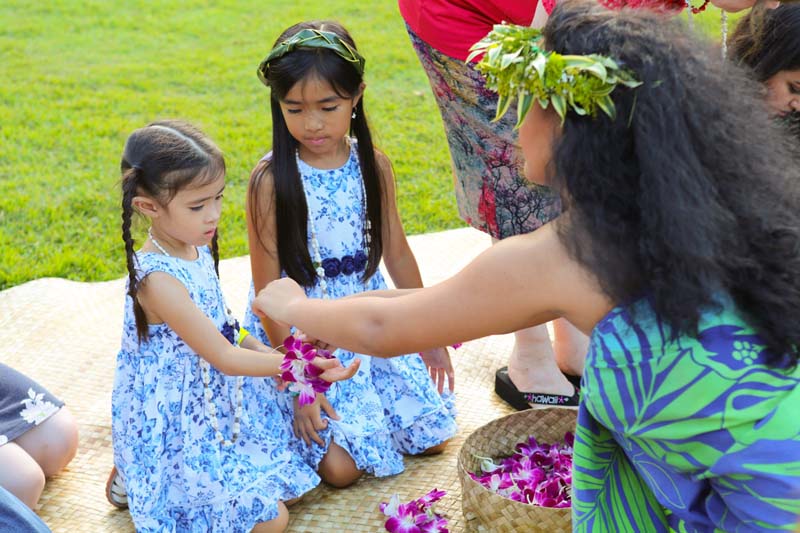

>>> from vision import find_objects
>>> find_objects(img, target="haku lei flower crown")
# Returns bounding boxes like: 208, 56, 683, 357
258, 28, 366, 86
467, 24, 642, 127
280, 335, 336, 406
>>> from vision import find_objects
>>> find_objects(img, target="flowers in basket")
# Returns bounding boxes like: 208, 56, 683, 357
379, 489, 449, 533
280, 335, 336, 406
469, 431, 574, 508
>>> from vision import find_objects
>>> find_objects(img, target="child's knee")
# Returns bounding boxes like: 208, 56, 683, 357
318, 443, 363, 488
419, 440, 449, 456
251, 501, 288, 533
39, 408, 79, 476
4, 460, 46, 509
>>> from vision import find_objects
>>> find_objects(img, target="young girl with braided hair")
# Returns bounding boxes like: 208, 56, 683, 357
111, 119, 358, 532
242, 21, 457, 488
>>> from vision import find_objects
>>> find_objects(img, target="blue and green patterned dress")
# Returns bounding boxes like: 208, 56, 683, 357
573, 295, 800, 532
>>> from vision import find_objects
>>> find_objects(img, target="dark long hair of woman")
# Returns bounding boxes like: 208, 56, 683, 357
543, 0, 800, 367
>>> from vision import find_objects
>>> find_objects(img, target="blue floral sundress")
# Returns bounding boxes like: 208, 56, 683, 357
112, 247, 320, 532
243, 142, 458, 476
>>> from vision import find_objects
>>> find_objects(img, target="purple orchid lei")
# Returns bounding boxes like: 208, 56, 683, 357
379, 489, 449, 533
280, 335, 336, 406
469, 431, 574, 508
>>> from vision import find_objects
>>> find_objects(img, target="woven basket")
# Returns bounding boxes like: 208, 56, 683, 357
458, 408, 577, 533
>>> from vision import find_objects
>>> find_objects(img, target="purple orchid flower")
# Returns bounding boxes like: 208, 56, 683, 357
417, 488, 446, 505
469, 431, 575, 508
380, 491, 449, 533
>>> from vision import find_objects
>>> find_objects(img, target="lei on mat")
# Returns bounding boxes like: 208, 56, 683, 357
379, 489, 449, 533
467, 24, 641, 127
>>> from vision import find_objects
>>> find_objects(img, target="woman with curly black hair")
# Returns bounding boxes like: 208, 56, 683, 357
254, 0, 800, 530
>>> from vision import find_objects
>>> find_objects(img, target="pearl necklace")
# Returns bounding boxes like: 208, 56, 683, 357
296, 145, 370, 300
720, 11, 728, 61
147, 228, 243, 446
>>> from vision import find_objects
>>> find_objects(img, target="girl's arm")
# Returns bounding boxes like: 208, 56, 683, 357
254, 222, 613, 357
373, 150, 454, 391
246, 161, 293, 351
374, 150, 424, 290
138, 272, 357, 381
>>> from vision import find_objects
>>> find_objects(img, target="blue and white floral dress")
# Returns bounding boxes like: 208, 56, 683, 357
243, 143, 458, 477
112, 247, 319, 532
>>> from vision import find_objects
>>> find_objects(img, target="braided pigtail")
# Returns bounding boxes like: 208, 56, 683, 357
119, 120, 225, 344
121, 168, 149, 343
211, 231, 220, 276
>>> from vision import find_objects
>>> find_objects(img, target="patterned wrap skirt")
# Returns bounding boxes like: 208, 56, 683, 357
406, 26, 562, 239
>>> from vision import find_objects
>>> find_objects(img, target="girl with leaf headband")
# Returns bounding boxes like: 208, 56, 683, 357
255, 0, 800, 530
244, 20, 457, 489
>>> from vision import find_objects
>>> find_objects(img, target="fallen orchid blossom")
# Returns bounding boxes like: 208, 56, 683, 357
380, 489, 449, 533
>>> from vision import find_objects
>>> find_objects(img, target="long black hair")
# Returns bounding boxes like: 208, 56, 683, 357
543, 0, 800, 367
730, 3, 800, 82
120, 119, 225, 342
249, 20, 383, 287
730, 3, 800, 139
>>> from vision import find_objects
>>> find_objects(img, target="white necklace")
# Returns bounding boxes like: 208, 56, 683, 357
720, 11, 728, 61
296, 145, 370, 300
147, 227, 243, 446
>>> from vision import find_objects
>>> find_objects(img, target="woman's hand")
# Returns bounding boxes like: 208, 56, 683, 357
253, 278, 307, 325
419, 347, 455, 394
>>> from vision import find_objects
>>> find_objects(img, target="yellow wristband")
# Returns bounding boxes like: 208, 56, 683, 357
237, 327, 250, 346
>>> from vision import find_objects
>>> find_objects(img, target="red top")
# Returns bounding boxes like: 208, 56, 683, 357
399, 0, 553, 61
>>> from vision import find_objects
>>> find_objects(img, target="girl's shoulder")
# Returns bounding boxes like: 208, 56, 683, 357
134, 247, 213, 283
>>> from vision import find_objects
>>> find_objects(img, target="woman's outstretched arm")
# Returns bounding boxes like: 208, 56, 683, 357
253, 223, 612, 357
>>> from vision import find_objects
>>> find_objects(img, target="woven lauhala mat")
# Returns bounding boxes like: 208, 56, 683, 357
0, 227, 521, 532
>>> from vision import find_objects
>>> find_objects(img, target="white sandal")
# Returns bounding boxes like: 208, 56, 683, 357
105, 466, 128, 509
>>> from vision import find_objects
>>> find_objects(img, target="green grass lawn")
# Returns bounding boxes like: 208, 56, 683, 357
0, 2, 734, 289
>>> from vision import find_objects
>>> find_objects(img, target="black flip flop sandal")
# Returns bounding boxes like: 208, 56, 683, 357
494, 366, 580, 410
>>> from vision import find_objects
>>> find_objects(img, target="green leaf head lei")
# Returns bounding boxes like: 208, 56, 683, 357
258, 28, 366, 86
467, 24, 642, 127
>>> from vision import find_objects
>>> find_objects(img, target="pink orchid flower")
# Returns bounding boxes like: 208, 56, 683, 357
380, 491, 449, 533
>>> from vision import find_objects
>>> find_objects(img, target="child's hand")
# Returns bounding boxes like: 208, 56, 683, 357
253, 278, 307, 325
293, 393, 339, 446
312, 356, 361, 383
419, 347, 455, 394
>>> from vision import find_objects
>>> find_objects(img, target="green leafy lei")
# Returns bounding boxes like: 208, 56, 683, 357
467, 24, 642, 127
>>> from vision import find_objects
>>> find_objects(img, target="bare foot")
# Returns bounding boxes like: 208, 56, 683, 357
507, 324, 575, 397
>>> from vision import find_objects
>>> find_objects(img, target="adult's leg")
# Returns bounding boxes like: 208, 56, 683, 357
552, 317, 589, 377
507, 324, 576, 397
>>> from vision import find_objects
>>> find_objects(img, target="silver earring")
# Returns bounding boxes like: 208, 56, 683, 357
351, 109, 357, 120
